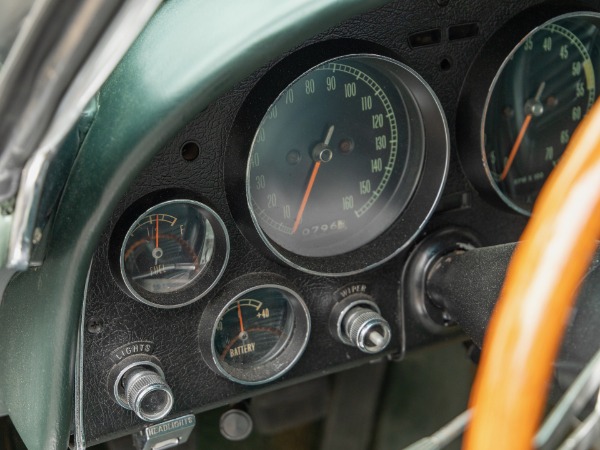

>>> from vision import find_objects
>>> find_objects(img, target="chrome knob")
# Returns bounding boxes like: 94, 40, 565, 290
342, 306, 391, 354
122, 367, 174, 422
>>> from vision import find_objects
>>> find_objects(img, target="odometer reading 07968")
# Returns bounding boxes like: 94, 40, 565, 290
247, 55, 426, 258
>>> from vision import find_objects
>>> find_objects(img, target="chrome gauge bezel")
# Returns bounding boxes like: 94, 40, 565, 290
481, 12, 600, 216
225, 41, 450, 277
112, 196, 230, 308
198, 278, 311, 386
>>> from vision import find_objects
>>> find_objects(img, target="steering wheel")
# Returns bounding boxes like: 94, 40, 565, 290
463, 96, 600, 448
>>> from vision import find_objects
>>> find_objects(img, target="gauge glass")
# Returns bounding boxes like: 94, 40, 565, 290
119, 199, 229, 307
214, 296, 293, 366
246, 55, 425, 258
483, 14, 600, 214
211, 285, 310, 385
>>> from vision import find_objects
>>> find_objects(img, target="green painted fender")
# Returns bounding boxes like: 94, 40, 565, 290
0, 0, 391, 448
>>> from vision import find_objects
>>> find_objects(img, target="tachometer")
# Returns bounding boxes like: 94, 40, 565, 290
459, 12, 600, 216
484, 16, 598, 214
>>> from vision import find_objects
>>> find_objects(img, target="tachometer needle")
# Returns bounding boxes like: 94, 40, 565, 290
292, 125, 335, 234
499, 81, 546, 181
499, 115, 532, 181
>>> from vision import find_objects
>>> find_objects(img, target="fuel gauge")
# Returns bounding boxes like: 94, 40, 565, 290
119, 199, 229, 308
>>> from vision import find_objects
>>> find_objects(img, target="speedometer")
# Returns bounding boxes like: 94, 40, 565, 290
247, 56, 419, 258
227, 48, 449, 275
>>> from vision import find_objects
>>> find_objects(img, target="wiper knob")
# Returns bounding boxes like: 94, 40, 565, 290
342, 306, 391, 354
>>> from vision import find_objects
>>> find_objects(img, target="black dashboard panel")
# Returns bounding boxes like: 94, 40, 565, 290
81, 0, 600, 444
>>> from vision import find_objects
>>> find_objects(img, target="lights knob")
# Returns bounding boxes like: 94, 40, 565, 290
122, 367, 174, 422
342, 306, 391, 354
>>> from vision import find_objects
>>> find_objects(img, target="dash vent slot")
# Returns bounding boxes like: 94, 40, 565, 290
409, 29, 442, 48
448, 23, 479, 41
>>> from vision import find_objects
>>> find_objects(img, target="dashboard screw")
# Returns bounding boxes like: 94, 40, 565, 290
87, 317, 104, 334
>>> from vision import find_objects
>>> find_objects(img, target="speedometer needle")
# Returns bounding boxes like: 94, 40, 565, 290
292, 125, 335, 234
499, 81, 546, 181
292, 162, 321, 234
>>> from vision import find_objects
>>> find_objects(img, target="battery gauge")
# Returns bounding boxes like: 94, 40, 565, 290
200, 284, 311, 385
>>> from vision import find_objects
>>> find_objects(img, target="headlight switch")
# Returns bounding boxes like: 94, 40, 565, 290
109, 354, 174, 422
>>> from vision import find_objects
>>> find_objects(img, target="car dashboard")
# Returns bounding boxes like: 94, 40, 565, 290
2, 0, 600, 448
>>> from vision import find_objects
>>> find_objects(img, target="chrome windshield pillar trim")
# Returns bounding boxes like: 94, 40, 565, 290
5, 0, 163, 270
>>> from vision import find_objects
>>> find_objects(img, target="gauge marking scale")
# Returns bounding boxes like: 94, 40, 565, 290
317, 61, 399, 220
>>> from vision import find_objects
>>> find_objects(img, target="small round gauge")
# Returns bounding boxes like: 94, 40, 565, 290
119, 199, 229, 308
481, 13, 600, 214
228, 48, 449, 276
204, 284, 310, 385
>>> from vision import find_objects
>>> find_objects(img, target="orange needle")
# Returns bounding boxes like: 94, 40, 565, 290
155, 214, 159, 248
292, 161, 321, 234
291, 125, 334, 234
237, 301, 245, 333
499, 81, 545, 182
499, 114, 532, 181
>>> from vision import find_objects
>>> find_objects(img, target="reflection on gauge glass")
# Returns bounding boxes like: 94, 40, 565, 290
483, 13, 600, 214
119, 199, 229, 308
211, 285, 310, 385
246, 54, 428, 259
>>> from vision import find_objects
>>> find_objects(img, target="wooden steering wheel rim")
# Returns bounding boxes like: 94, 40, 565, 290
464, 98, 600, 449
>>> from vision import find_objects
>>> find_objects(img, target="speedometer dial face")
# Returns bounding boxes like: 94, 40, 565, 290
483, 14, 600, 214
247, 55, 424, 258
227, 47, 449, 275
